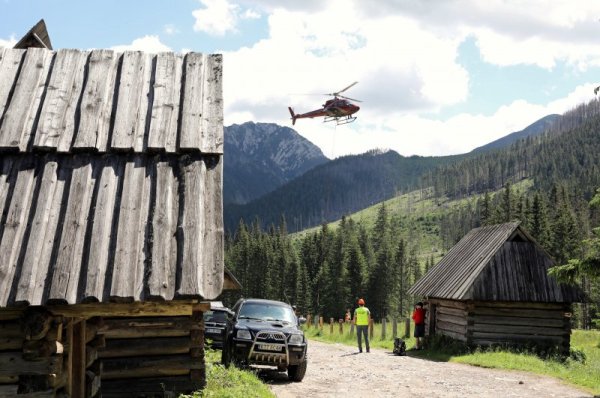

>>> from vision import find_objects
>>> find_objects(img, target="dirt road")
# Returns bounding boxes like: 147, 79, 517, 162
266, 340, 591, 398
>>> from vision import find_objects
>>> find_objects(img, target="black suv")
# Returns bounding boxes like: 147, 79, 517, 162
221, 298, 308, 381
203, 301, 232, 348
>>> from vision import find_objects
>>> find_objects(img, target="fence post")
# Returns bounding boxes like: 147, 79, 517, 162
350, 322, 355, 336
369, 319, 374, 339
329, 318, 334, 334
306, 314, 312, 328
404, 317, 410, 338
319, 316, 323, 331
392, 318, 398, 339
339, 319, 344, 334
381, 318, 386, 340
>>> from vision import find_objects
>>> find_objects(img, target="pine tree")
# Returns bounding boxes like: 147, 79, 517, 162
480, 191, 492, 226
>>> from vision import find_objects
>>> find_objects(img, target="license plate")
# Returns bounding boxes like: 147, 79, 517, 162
206, 328, 221, 334
258, 344, 281, 351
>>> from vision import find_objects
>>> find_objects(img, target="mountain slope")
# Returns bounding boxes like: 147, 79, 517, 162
224, 122, 328, 205
225, 149, 461, 232
471, 114, 560, 153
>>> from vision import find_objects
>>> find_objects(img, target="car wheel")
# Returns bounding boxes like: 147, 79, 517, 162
287, 359, 307, 382
221, 341, 232, 367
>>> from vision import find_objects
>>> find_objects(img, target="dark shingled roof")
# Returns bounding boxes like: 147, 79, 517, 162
409, 222, 584, 303
0, 47, 224, 307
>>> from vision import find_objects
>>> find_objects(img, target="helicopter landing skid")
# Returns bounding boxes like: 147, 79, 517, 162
324, 115, 357, 125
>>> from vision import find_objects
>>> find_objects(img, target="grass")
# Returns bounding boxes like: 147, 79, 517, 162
305, 323, 600, 395
291, 179, 534, 263
180, 349, 275, 398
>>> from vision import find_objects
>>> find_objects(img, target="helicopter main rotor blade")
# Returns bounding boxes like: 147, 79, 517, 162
338, 94, 362, 102
336, 81, 358, 94
326, 81, 358, 97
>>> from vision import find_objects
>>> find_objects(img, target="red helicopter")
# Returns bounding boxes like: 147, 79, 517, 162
288, 82, 361, 125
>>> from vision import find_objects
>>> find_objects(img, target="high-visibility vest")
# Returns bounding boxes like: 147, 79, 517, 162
355, 306, 369, 326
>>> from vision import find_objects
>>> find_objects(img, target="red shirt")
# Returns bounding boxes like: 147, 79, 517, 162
412, 307, 425, 325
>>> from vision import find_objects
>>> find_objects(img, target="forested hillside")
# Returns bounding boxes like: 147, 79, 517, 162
225, 149, 460, 233
423, 100, 600, 200
224, 99, 600, 329
223, 112, 581, 234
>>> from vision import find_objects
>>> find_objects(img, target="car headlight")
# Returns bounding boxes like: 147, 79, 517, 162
236, 329, 252, 339
288, 333, 304, 344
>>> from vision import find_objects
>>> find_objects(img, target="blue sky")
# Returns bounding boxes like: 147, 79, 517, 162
2, 0, 600, 157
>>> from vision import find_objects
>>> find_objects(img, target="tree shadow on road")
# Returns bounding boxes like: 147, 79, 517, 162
384, 350, 454, 362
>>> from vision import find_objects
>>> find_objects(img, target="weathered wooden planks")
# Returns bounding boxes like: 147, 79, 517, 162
0, 151, 223, 305
100, 376, 200, 396
149, 158, 178, 299
0, 352, 62, 376
148, 53, 182, 152
111, 51, 153, 152
110, 155, 150, 301
102, 354, 203, 379
74, 49, 119, 152
98, 337, 191, 358
0, 48, 25, 123
178, 156, 224, 299
0, 48, 53, 151
49, 159, 95, 304
34, 49, 89, 152
0, 48, 223, 154
0, 158, 37, 306
83, 157, 122, 302
16, 161, 60, 305
179, 54, 224, 153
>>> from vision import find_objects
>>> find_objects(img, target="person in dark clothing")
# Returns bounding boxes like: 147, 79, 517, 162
412, 302, 426, 350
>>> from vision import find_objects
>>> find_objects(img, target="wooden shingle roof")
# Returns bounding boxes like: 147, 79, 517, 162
0, 47, 224, 307
409, 222, 584, 303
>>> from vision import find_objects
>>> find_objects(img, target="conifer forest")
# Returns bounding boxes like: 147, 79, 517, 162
225, 100, 600, 330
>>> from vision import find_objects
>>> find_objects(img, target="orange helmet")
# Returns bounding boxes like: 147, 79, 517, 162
358, 298, 365, 305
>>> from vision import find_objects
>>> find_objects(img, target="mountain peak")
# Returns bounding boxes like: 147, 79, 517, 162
224, 122, 329, 205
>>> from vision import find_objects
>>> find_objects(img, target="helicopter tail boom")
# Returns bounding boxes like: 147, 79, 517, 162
288, 107, 297, 125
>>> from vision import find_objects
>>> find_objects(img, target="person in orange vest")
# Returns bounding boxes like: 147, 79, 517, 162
412, 302, 426, 350
353, 298, 371, 353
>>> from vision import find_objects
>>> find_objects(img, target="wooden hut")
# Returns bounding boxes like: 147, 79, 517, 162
0, 43, 224, 396
409, 222, 584, 353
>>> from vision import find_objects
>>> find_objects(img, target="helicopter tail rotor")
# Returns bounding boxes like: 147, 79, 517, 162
288, 107, 297, 125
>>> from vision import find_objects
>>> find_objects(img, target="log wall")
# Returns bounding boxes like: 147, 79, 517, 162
0, 303, 206, 397
427, 299, 571, 352
98, 313, 205, 397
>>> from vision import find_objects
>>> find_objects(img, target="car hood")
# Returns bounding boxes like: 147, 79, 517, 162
238, 319, 300, 334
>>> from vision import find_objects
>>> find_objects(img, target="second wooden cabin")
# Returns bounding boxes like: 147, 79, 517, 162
409, 222, 584, 354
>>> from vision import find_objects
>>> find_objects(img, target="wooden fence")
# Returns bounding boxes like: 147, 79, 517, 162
304, 315, 413, 340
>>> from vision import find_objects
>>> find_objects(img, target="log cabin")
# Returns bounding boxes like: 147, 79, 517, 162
409, 222, 585, 354
0, 32, 226, 396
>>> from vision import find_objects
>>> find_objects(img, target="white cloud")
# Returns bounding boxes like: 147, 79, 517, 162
192, 0, 260, 36
163, 24, 180, 36
193, 0, 239, 35
220, 0, 600, 158
110, 35, 171, 53
0, 35, 16, 48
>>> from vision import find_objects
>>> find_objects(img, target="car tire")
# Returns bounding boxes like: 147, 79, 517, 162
287, 359, 307, 382
221, 341, 232, 367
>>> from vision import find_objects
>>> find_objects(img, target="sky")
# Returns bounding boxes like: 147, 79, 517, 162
2, 0, 600, 158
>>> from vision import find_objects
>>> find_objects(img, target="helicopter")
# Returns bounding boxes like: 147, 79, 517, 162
288, 82, 361, 125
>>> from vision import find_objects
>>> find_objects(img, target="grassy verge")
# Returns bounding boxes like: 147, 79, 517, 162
181, 349, 275, 398
305, 323, 600, 395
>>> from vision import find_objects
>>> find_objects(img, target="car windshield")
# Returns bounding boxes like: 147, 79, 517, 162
238, 302, 296, 323
203, 310, 227, 323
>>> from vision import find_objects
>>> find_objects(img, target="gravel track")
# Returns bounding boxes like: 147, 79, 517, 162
266, 340, 591, 398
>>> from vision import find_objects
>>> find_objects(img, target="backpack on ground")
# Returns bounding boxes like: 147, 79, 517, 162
393, 338, 406, 356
